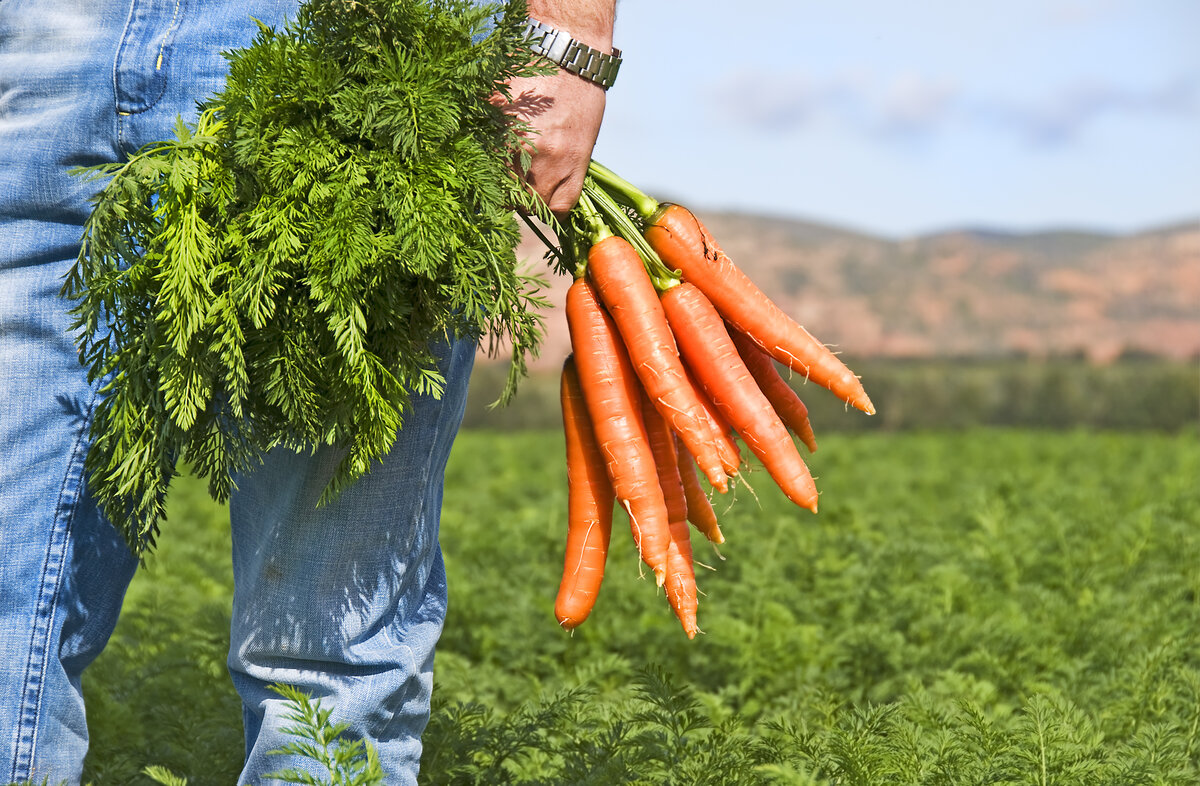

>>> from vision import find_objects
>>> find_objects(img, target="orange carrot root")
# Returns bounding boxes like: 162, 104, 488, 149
730, 328, 819, 453
566, 278, 672, 584
675, 434, 725, 545
555, 356, 615, 630
645, 203, 874, 415
587, 236, 731, 493
641, 397, 699, 637
661, 282, 819, 513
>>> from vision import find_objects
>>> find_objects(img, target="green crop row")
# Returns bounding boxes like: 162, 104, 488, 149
79, 429, 1200, 784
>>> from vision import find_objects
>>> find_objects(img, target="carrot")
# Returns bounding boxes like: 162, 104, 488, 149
661, 282, 819, 512
730, 328, 818, 453
555, 356, 616, 630
643, 203, 874, 415
586, 235, 730, 494
675, 434, 724, 544
684, 365, 742, 475
642, 396, 688, 524
641, 396, 699, 637
565, 277, 671, 585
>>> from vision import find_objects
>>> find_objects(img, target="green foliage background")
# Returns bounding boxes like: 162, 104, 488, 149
80, 426, 1200, 784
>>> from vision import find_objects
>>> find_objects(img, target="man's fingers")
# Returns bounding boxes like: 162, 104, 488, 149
498, 67, 606, 215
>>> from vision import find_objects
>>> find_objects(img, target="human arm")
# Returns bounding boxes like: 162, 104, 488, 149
500, 0, 617, 215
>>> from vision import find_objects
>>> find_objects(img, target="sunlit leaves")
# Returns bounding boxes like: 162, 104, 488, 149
64, 0, 543, 550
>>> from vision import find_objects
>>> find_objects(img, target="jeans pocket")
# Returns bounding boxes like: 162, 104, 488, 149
114, 0, 188, 115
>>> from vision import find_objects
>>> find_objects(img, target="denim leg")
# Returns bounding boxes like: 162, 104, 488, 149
0, 0, 296, 781
0, 3, 142, 782
229, 337, 474, 786
3, 0, 473, 781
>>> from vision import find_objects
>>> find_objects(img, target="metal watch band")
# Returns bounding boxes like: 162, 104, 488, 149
521, 18, 622, 90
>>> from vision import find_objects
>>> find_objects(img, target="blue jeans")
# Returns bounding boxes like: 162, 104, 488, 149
0, 1, 474, 783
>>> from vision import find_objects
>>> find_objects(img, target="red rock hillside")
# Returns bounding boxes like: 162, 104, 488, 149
481, 213, 1200, 369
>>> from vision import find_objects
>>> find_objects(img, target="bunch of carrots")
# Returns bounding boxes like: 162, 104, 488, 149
541, 162, 874, 639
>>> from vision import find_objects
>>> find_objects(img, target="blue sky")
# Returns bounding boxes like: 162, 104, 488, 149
591, 0, 1200, 237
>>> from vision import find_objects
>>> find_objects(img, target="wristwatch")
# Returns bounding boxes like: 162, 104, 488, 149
521, 17, 622, 90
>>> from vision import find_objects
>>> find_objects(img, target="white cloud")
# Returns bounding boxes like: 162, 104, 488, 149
716, 69, 1199, 147
987, 75, 1199, 145
714, 70, 955, 139
877, 75, 959, 137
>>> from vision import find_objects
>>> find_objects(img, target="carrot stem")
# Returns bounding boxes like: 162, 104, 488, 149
520, 213, 561, 261
588, 160, 659, 219
582, 179, 678, 292
574, 191, 612, 245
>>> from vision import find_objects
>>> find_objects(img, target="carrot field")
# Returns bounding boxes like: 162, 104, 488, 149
80, 427, 1200, 784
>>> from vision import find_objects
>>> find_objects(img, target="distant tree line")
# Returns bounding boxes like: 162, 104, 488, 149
463, 358, 1200, 433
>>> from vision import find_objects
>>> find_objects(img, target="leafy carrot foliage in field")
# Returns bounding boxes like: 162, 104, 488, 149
80, 429, 1200, 784
430, 428, 1200, 783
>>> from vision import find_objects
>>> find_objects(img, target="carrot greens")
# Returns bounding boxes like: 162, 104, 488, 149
63, 0, 546, 551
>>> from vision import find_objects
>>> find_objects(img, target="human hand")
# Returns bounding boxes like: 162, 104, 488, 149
498, 2, 616, 216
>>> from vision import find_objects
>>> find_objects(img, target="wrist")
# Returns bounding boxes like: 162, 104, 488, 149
523, 0, 615, 49
521, 17, 621, 90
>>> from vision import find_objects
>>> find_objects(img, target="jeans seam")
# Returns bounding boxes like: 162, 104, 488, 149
155, 0, 184, 76
112, 0, 137, 147
10, 390, 96, 783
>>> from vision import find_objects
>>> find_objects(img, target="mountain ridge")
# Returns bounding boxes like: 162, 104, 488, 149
496, 212, 1200, 368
